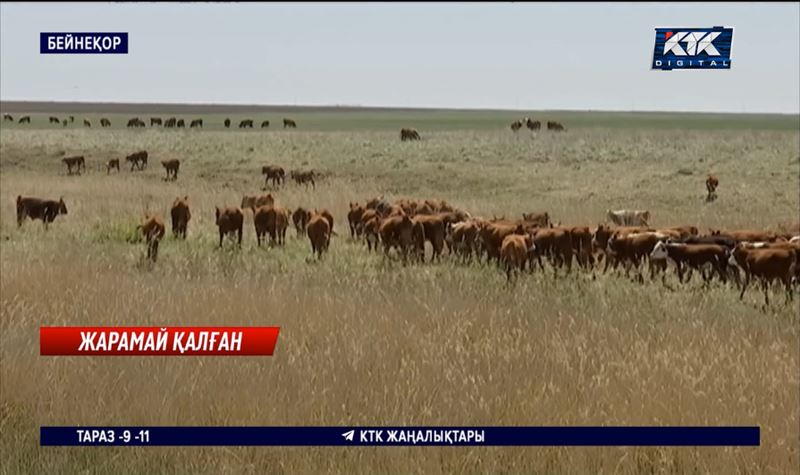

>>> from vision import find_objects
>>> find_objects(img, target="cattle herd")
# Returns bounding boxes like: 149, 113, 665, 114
2, 114, 298, 131
6, 113, 799, 309
511, 117, 566, 133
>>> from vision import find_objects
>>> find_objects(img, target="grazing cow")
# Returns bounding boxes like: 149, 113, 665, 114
607, 209, 651, 227
261, 120, 270, 128
164, 118, 177, 128
68, 116, 74, 123
239, 119, 254, 128
2, 114, 12, 122
510, 120, 523, 132
62, 119, 68, 127
262, 165, 286, 187
106, 158, 120, 174
61, 156, 86, 175
525, 118, 541, 131
347, 202, 366, 238
283, 118, 297, 129
400, 128, 421, 141
49, 116, 60, 124
127, 118, 145, 128
254, 205, 290, 246
224, 118, 231, 128
606, 231, 671, 280
292, 207, 313, 237
729, 244, 796, 306
447, 219, 484, 262
138, 215, 166, 263
650, 241, 729, 284
533, 227, 575, 275
501, 231, 537, 282
307, 213, 331, 258
161, 159, 180, 181
151, 117, 162, 127
241, 193, 275, 212
522, 212, 551, 228
569, 226, 594, 269
83, 119, 91, 127
379, 215, 415, 260
170, 196, 191, 239
18, 116, 31, 124
706, 175, 719, 202
215, 207, 244, 247
126, 150, 148, 171
710, 229, 778, 243
479, 221, 524, 264
313, 209, 335, 234
547, 121, 565, 131
291, 170, 316, 189
16, 196, 68, 228
176, 119, 185, 128
190, 119, 203, 128
100, 118, 111, 127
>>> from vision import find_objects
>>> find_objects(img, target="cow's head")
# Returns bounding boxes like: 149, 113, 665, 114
58, 197, 68, 215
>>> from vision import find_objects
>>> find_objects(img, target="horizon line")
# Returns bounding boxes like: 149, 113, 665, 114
0, 99, 798, 116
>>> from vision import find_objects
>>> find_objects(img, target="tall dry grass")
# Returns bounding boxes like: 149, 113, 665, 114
1, 122, 798, 474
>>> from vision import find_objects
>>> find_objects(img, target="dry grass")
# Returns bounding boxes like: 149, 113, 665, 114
1, 115, 799, 474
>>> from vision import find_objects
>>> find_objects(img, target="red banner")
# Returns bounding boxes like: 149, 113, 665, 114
40, 327, 280, 356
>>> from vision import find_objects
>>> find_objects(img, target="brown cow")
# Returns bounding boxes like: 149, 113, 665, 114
706, 175, 719, 202
292, 207, 313, 237
126, 151, 148, 171
547, 120, 565, 131
379, 215, 415, 260
522, 212, 551, 228
729, 244, 796, 306
362, 214, 382, 252
525, 118, 541, 131
16, 196, 68, 228
400, 128, 421, 141
262, 165, 285, 187
411, 214, 447, 262
253, 205, 289, 246
533, 227, 574, 275
501, 231, 536, 282
283, 118, 297, 129
606, 231, 670, 280
161, 159, 180, 181
215, 207, 244, 247
291, 170, 316, 189
347, 202, 365, 238
510, 120, 523, 133
710, 229, 778, 243
62, 156, 85, 175
314, 209, 335, 234
241, 194, 274, 212
306, 213, 331, 258
138, 215, 166, 262
479, 221, 523, 264
106, 158, 120, 174
650, 241, 728, 284
170, 196, 191, 239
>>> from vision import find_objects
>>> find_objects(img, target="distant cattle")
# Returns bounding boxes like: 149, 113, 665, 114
106, 158, 120, 174
126, 151, 148, 171
69, 116, 75, 123
400, 128, 421, 141
100, 118, 111, 127
170, 196, 191, 239
215, 207, 244, 247
525, 118, 541, 131
150, 117, 163, 127
138, 215, 166, 263
18, 116, 31, 124
283, 118, 297, 129
16, 196, 68, 229
83, 119, 91, 127
547, 121, 565, 131
61, 156, 86, 175
164, 118, 177, 128
261, 120, 270, 128
62, 120, 68, 127
510, 120, 523, 132
161, 159, 180, 181
190, 119, 203, 128
607, 209, 650, 227
262, 165, 286, 187
239, 119, 254, 128
3, 114, 13, 122
176, 119, 185, 128
224, 118, 231, 128
291, 170, 316, 189
706, 175, 719, 202
306, 213, 331, 258
127, 118, 145, 128
49, 116, 60, 124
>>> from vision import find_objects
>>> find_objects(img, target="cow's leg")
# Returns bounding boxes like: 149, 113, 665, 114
739, 273, 750, 300
762, 279, 770, 307
237, 227, 243, 247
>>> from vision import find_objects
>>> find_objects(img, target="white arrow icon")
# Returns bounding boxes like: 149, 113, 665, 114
342, 430, 354, 442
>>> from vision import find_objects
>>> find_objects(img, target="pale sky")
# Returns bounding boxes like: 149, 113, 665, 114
1, 2, 798, 113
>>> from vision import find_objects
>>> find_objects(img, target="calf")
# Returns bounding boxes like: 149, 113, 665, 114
347, 202, 365, 238
254, 205, 289, 246
161, 159, 180, 181
106, 158, 120, 174
138, 215, 166, 262
62, 156, 85, 175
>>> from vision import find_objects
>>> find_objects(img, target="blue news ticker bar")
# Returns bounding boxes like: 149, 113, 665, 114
41, 426, 760, 447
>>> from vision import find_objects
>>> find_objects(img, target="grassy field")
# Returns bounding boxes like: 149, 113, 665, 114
1, 105, 799, 474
